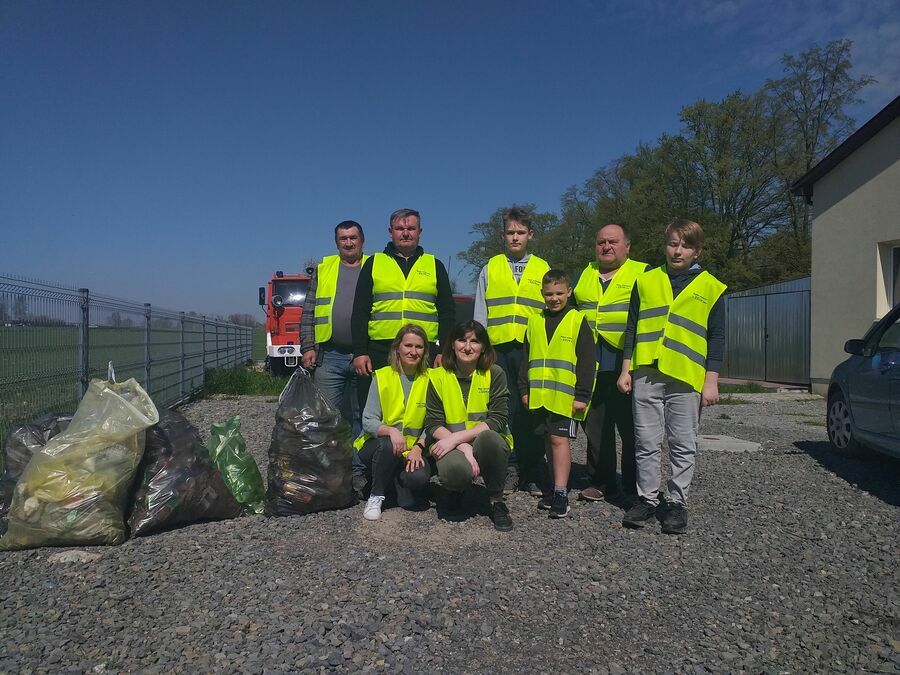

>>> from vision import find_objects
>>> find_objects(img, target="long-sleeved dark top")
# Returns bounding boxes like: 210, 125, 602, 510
424, 364, 509, 441
517, 306, 596, 404
622, 265, 726, 373
351, 243, 456, 357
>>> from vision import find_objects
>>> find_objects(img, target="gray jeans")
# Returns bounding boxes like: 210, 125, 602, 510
632, 367, 700, 507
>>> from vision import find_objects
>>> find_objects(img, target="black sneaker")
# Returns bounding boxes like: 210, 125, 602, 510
521, 481, 545, 497
503, 469, 519, 495
537, 493, 553, 510
549, 492, 570, 519
489, 501, 513, 531
661, 502, 688, 534
622, 498, 657, 528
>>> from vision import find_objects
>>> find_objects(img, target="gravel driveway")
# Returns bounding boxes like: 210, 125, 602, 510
1, 392, 898, 673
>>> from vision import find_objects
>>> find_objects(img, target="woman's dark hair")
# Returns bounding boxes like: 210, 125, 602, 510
441, 320, 495, 373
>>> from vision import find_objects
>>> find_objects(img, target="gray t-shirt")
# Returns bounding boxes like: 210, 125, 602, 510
330, 264, 362, 349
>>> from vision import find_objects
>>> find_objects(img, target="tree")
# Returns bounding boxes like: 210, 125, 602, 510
765, 39, 875, 241
227, 313, 260, 327
12, 295, 27, 322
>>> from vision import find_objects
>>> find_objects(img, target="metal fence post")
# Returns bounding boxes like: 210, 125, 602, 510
201, 315, 207, 388
144, 303, 152, 393
78, 288, 90, 398
216, 320, 221, 368
180, 311, 185, 400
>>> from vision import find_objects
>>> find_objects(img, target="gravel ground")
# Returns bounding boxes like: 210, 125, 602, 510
1, 391, 898, 674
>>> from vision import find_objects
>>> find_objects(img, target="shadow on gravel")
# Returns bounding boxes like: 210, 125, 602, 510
795, 440, 900, 507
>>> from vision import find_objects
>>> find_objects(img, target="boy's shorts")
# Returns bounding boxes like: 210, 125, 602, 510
532, 410, 578, 439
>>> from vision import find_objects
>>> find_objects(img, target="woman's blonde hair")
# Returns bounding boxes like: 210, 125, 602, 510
387, 324, 430, 376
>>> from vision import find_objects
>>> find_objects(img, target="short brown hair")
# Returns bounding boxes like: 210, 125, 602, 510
441, 320, 496, 373
665, 219, 704, 248
503, 206, 533, 230
387, 324, 430, 376
389, 208, 421, 228
542, 268, 570, 287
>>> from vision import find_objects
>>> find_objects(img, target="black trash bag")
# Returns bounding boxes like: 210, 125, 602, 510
266, 369, 354, 516
128, 409, 242, 536
1, 412, 73, 534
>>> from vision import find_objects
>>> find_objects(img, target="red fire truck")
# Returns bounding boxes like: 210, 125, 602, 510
258, 270, 312, 375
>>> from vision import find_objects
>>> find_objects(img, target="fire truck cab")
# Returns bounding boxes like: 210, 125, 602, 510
258, 270, 312, 375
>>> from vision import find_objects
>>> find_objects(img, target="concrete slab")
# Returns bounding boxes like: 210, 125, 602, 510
698, 434, 763, 453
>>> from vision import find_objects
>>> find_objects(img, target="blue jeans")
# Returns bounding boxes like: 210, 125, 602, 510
313, 346, 364, 475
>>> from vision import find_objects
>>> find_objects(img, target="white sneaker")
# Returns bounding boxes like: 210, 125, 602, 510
363, 495, 385, 521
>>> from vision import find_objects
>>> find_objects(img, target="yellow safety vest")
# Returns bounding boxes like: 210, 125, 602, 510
573, 258, 648, 350
484, 254, 550, 344
314, 254, 369, 344
631, 268, 727, 392
525, 309, 592, 420
369, 253, 439, 342
353, 366, 428, 457
428, 367, 513, 450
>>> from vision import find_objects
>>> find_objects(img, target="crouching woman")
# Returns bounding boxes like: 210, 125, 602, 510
425, 320, 514, 531
355, 324, 431, 521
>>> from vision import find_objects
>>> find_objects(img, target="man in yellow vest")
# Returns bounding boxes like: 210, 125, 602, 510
300, 220, 368, 431
351, 208, 456, 411
300, 220, 369, 490
572, 223, 648, 502
473, 206, 549, 496
617, 219, 727, 535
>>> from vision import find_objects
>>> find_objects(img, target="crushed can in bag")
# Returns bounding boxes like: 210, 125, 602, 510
266, 368, 353, 516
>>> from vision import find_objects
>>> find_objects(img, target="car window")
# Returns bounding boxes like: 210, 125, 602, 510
876, 314, 900, 352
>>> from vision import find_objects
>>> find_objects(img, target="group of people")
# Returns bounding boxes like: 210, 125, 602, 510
298, 207, 726, 534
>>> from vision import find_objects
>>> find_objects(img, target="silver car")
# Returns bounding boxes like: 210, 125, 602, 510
827, 303, 900, 458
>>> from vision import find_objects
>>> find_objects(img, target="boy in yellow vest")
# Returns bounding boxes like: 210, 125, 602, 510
617, 220, 727, 534
519, 270, 596, 518
473, 206, 550, 496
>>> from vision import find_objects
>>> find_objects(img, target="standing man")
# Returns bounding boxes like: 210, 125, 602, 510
352, 208, 456, 412
572, 223, 648, 501
473, 206, 549, 496
300, 220, 368, 440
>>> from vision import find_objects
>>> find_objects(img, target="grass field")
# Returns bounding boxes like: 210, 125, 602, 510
0, 324, 251, 443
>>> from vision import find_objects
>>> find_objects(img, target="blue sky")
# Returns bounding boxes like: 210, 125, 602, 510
2, 0, 898, 318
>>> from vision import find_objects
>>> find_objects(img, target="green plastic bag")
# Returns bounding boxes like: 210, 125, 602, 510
207, 416, 265, 514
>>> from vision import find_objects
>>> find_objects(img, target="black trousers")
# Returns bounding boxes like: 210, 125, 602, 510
495, 342, 544, 484
582, 370, 637, 495
357, 436, 430, 498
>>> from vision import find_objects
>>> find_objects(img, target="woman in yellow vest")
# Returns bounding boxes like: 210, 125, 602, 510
617, 219, 727, 535
354, 324, 431, 521
425, 320, 514, 531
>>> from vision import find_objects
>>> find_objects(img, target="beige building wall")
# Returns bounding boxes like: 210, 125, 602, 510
810, 117, 900, 395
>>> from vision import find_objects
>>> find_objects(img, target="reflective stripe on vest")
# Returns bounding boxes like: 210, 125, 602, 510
484, 254, 550, 344
573, 258, 648, 349
631, 268, 727, 392
369, 253, 439, 341
525, 310, 593, 420
353, 366, 428, 457
314, 254, 369, 344
428, 367, 514, 450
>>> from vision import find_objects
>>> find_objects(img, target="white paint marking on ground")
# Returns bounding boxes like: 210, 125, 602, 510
698, 434, 763, 453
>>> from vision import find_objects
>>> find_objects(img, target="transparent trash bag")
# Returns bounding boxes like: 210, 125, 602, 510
266, 368, 353, 516
0, 378, 159, 550
207, 416, 265, 515
128, 409, 241, 536
0, 412, 73, 534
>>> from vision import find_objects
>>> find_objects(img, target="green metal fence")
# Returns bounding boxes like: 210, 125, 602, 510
0, 274, 252, 442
